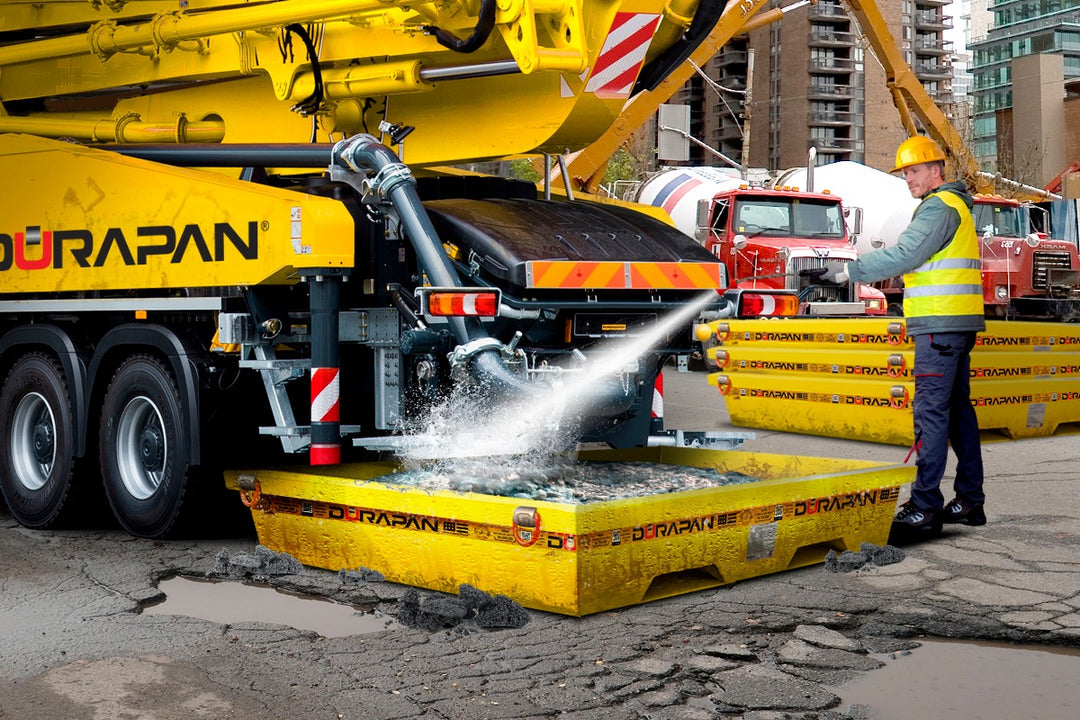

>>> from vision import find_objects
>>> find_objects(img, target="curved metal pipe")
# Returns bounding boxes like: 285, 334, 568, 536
331, 135, 636, 413
103, 138, 635, 416
332, 134, 476, 347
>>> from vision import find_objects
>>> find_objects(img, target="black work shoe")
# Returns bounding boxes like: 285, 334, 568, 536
942, 498, 986, 526
889, 501, 942, 544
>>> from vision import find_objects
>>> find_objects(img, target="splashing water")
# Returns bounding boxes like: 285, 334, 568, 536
393, 289, 721, 472
378, 459, 760, 504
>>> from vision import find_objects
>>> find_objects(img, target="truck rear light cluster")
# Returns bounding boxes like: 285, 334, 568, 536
736, 291, 799, 317
427, 291, 499, 317
864, 298, 886, 313
417, 287, 502, 318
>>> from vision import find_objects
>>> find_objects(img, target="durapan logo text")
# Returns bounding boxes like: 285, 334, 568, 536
0, 222, 259, 271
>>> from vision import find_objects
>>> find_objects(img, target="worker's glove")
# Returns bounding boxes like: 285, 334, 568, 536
818, 263, 850, 285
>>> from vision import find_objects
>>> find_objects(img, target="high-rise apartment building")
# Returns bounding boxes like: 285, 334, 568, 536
969, 1, 1080, 169
669, 0, 956, 173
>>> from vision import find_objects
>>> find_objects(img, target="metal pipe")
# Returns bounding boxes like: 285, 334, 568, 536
93, 143, 335, 166
0, 115, 225, 144
658, 125, 743, 171
979, 172, 1062, 202
0, 0, 423, 66
557, 154, 575, 201
418, 60, 521, 81
331, 134, 490, 352
543, 153, 552, 201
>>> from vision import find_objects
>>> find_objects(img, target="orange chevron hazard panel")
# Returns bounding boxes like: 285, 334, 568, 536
527, 260, 723, 289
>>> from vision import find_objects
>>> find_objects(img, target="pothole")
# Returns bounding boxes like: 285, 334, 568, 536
143, 576, 398, 637
835, 637, 1080, 719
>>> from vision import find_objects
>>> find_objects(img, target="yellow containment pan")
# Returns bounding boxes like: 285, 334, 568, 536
702, 318, 1080, 444
226, 447, 910, 616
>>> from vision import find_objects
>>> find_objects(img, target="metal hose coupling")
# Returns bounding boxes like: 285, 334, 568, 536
331, 134, 415, 199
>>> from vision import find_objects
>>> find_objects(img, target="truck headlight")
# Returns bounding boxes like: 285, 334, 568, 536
994, 285, 1009, 300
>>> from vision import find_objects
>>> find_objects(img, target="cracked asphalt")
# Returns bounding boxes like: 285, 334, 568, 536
2, 369, 1078, 719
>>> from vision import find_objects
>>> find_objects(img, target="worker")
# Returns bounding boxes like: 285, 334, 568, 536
820, 136, 986, 538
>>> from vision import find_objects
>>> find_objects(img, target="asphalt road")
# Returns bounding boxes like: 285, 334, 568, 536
2, 368, 1079, 719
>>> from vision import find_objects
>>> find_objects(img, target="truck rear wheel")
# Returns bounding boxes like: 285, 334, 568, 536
99, 355, 190, 538
0, 354, 78, 528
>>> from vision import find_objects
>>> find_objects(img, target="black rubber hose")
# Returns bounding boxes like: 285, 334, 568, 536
631, 0, 726, 95
421, 0, 496, 53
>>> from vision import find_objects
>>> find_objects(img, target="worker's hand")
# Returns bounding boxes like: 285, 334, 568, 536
819, 263, 849, 285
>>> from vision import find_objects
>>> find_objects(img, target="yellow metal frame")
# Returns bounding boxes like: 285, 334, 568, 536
0, 0, 672, 167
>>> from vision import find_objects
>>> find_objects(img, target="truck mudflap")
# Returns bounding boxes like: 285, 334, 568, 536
225, 446, 910, 616
702, 318, 1080, 444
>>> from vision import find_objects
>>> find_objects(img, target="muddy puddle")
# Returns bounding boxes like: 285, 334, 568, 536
836, 637, 1080, 719
144, 576, 398, 637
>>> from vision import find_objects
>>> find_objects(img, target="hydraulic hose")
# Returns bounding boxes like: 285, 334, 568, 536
332, 134, 477, 347
632, 0, 726, 95
420, 0, 497, 53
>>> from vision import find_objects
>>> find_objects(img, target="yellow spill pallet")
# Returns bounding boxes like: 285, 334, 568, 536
702, 319, 1080, 444
225, 447, 910, 616
712, 346, 1080, 382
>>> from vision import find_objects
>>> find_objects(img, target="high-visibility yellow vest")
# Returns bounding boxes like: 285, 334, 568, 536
902, 190, 983, 320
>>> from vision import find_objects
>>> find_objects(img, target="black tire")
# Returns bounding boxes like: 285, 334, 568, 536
99, 355, 191, 538
0, 354, 79, 528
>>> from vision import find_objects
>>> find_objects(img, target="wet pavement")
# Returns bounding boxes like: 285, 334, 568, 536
2, 368, 1079, 719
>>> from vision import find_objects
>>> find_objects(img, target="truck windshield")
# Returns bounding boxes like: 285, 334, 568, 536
733, 198, 845, 238
973, 202, 1028, 238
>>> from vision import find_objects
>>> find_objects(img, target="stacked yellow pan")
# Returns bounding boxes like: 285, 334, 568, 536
704, 319, 1080, 445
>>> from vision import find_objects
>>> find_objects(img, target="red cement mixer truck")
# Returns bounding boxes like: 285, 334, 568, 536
637, 166, 887, 317
778, 161, 1080, 320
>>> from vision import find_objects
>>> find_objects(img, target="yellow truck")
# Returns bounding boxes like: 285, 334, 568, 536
0, 0, 783, 538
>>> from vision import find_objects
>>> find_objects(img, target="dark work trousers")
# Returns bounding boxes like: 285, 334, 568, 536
910, 331, 984, 511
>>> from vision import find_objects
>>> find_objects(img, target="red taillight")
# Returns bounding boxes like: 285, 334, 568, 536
427, 291, 499, 317
738, 292, 799, 317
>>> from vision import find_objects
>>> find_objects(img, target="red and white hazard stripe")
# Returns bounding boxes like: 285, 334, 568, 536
651, 372, 664, 420
311, 367, 340, 423
311, 367, 340, 465
584, 12, 661, 99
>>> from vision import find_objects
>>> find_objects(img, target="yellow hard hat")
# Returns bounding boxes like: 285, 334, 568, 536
892, 135, 946, 172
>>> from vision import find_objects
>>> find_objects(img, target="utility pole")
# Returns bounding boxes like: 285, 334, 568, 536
741, 47, 754, 179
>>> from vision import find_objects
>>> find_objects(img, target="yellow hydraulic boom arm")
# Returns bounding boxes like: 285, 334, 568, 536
842, 0, 983, 189
563, 0, 775, 193
843, 0, 1057, 201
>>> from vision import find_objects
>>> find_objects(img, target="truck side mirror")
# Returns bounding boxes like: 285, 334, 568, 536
982, 230, 994, 244
1024, 233, 1041, 248
694, 199, 711, 243
847, 207, 863, 239
732, 234, 748, 251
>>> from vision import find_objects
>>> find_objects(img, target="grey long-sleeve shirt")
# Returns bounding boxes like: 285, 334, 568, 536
848, 180, 986, 336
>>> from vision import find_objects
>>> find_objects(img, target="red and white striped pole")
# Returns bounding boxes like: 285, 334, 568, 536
650, 371, 664, 435
310, 366, 340, 465
309, 272, 342, 465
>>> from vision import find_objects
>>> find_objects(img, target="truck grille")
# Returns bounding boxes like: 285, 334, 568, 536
787, 257, 827, 291
787, 257, 847, 301
1032, 251, 1073, 291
